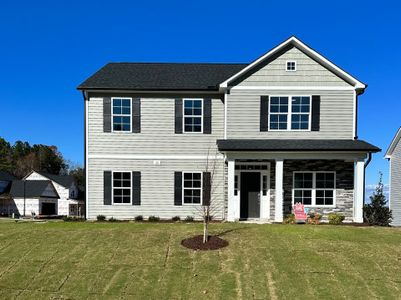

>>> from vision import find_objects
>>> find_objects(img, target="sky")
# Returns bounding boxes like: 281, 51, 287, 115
0, 0, 400, 191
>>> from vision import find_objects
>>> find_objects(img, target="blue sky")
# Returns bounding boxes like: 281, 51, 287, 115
0, 0, 400, 190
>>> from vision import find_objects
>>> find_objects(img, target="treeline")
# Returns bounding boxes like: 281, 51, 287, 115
0, 137, 84, 185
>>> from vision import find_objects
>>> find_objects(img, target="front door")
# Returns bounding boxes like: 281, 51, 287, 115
240, 172, 261, 219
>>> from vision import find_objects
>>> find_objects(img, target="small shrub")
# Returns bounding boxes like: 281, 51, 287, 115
109, 217, 119, 222
307, 211, 322, 225
172, 216, 181, 222
283, 214, 295, 224
63, 216, 85, 222
97, 215, 106, 222
328, 213, 345, 225
135, 215, 143, 221
148, 216, 160, 222
185, 216, 194, 222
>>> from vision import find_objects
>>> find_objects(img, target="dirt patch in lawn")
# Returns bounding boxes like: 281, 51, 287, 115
181, 235, 229, 251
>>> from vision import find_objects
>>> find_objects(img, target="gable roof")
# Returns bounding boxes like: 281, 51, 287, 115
385, 127, 401, 158
9, 180, 59, 198
77, 63, 247, 91
0, 171, 17, 182
219, 36, 366, 91
34, 171, 75, 188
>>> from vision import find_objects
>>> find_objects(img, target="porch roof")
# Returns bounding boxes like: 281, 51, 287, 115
216, 139, 381, 152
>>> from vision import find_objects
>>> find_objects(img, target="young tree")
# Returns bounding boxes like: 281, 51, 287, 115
363, 172, 392, 226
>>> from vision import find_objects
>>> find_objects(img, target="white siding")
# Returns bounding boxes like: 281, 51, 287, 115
87, 158, 225, 220
390, 142, 401, 226
88, 97, 224, 156
227, 89, 354, 139
237, 47, 351, 87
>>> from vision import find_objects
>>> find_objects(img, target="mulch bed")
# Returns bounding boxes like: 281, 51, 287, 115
181, 235, 229, 251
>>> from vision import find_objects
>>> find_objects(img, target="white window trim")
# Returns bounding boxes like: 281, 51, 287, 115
292, 171, 336, 208
286, 60, 297, 72
183, 98, 203, 134
268, 95, 312, 132
112, 171, 132, 205
111, 97, 133, 133
182, 171, 203, 205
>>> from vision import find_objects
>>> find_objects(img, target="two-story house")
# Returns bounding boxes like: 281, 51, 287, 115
78, 36, 380, 222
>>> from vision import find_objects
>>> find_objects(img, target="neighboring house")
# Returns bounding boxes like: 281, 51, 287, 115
23, 170, 84, 216
385, 127, 401, 226
78, 36, 380, 222
0, 171, 17, 216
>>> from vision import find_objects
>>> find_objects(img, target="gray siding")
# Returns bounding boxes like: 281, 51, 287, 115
237, 47, 351, 87
227, 89, 354, 139
391, 142, 401, 226
87, 158, 225, 220
88, 96, 223, 156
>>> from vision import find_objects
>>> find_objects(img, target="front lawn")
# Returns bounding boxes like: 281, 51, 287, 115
0, 222, 401, 299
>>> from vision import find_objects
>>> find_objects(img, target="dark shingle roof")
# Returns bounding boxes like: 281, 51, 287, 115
0, 171, 17, 182
35, 171, 75, 188
77, 63, 247, 91
9, 180, 58, 198
217, 139, 381, 152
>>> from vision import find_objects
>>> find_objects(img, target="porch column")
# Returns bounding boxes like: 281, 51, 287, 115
227, 158, 236, 221
354, 159, 365, 223
275, 159, 284, 222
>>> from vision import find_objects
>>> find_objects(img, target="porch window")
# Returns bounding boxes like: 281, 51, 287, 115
113, 172, 131, 204
293, 172, 335, 207
183, 172, 202, 204
269, 96, 311, 131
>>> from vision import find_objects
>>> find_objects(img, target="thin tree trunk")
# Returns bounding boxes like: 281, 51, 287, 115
203, 218, 208, 243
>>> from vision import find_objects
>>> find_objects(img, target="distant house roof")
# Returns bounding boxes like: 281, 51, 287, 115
385, 127, 401, 158
217, 139, 381, 152
0, 171, 17, 182
77, 63, 247, 91
27, 171, 75, 189
9, 180, 59, 198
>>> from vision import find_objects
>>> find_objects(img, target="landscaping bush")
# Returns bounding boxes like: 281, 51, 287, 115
307, 211, 322, 225
63, 216, 85, 222
364, 172, 392, 226
328, 213, 345, 225
148, 216, 160, 222
171, 216, 181, 222
184, 216, 194, 222
283, 214, 296, 224
109, 217, 120, 222
134, 215, 143, 221
96, 215, 106, 222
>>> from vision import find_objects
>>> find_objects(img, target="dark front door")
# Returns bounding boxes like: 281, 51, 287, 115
240, 172, 261, 219
41, 202, 56, 215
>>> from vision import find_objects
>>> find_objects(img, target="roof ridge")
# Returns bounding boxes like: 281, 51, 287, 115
106, 62, 248, 65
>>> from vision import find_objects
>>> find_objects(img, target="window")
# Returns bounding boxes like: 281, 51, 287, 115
183, 99, 203, 133
112, 98, 131, 132
293, 172, 335, 207
262, 175, 268, 196
269, 96, 311, 131
183, 172, 202, 204
234, 175, 239, 196
113, 172, 131, 204
286, 61, 296, 71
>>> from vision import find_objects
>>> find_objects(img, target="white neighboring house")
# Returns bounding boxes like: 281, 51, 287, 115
385, 127, 401, 226
24, 171, 83, 216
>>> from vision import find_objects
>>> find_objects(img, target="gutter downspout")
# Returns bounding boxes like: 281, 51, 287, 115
363, 152, 372, 205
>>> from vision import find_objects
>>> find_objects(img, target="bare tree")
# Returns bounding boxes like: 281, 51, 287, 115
195, 149, 220, 243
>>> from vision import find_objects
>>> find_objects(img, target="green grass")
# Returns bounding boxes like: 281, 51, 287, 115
1, 222, 401, 299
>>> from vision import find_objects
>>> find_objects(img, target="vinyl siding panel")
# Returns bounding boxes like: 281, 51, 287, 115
237, 47, 351, 87
390, 143, 401, 226
227, 89, 354, 139
88, 97, 223, 156
87, 158, 225, 220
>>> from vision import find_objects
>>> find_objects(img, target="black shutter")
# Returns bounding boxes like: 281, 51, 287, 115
202, 172, 211, 206
103, 97, 111, 132
203, 98, 212, 134
311, 95, 321, 131
260, 96, 269, 132
174, 172, 182, 206
132, 171, 141, 205
132, 98, 141, 133
175, 99, 183, 134
104, 171, 112, 205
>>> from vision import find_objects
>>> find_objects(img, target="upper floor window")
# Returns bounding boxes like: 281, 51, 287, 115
286, 60, 297, 71
183, 172, 202, 204
113, 172, 131, 204
269, 96, 311, 131
112, 98, 131, 132
183, 99, 203, 133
